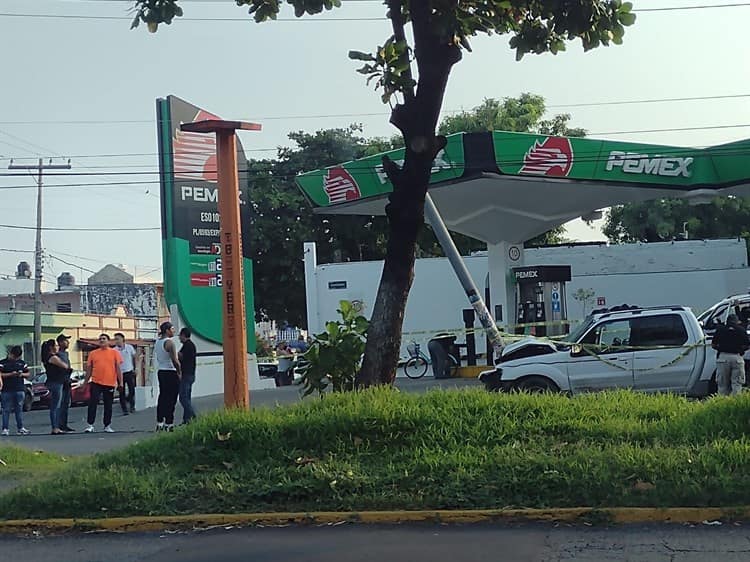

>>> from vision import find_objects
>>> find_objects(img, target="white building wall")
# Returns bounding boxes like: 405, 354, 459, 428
311, 256, 488, 343
305, 239, 750, 359
526, 238, 748, 275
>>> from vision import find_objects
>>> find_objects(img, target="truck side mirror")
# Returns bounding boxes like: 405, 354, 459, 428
571, 344, 583, 357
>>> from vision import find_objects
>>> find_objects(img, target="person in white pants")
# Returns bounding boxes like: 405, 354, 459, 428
712, 314, 750, 395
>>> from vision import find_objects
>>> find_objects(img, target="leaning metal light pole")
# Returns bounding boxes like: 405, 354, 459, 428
424, 193, 505, 357
179, 120, 261, 409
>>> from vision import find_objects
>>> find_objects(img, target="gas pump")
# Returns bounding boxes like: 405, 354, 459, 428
512, 265, 572, 337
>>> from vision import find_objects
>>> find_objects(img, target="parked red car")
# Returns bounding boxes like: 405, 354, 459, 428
31, 371, 93, 409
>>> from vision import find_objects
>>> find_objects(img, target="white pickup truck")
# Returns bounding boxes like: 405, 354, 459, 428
480, 306, 717, 397
697, 293, 750, 338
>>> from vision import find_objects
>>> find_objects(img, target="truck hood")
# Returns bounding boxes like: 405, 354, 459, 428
502, 349, 571, 368
500, 337, 559, 361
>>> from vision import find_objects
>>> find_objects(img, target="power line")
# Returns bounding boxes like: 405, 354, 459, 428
0, 180, 160, 190
7, 157, 72, 366
639, 2, 750, 10
47, 253, 97, 274
0, 128, 160, 207
2, 3, 750, 23
1, 93, 749, 128
0, 131, 749, 181
0, 114, 748, 169
48, 249, 161, 270
0, 145, 748, 224
0, 273, 55, 287
0, 224, 161, 232
0, 12, 384, 22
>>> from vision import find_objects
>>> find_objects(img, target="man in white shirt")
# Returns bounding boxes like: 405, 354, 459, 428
114, 333, 137, 415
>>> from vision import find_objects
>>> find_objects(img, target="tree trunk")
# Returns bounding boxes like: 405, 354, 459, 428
357, 10, 461, 386
357, 155, 432, 386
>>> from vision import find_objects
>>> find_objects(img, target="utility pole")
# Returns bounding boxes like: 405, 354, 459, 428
7, 158, 71, 370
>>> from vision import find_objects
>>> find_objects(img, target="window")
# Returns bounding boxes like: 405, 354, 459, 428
56, 302, 72, 313
702, 305, 727, 330
581, 319, 632, 354
631, 314, 688, 348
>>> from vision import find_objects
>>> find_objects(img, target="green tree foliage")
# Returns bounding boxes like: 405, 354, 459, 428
132, 0, 636, 386
438, 94, 585, 138
604, 197, 750, 243
248, 126, 390, 326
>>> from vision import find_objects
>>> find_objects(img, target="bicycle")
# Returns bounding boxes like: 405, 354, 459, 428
402, 340, 460, 379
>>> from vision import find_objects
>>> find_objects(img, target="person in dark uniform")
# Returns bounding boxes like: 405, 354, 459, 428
733, 302, 750, 381
178, 328, 197, 425
428, 333, 456, 379
733, 302, 750, 328
712, 314, 750, 395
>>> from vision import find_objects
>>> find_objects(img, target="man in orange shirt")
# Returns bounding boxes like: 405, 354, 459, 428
84, 333, 123, 433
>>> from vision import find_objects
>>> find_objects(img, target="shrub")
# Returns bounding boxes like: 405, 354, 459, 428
298, 300, 368, 396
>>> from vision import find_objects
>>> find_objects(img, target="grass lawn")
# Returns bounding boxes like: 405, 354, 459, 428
1, 388, 749, 519
0, 445, 70, 492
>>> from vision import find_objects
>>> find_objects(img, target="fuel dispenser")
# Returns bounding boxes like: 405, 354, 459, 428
512, 265, 572, 337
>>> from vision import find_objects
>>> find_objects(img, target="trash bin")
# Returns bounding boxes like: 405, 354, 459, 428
428, 334, 457, 379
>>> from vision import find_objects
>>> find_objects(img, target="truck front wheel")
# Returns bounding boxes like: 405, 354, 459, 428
515, 376, 559, 394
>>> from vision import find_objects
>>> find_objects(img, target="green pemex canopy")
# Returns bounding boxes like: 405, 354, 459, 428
295, 131, 750, 244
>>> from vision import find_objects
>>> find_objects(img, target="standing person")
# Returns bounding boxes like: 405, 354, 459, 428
155, 322, 181, 432
290, 334, 308, 354
114, 333, 137, 416
41, 339, 72, 435
712, 314, 750, 396
0, 346, 31, 436
732, 301, 750, 381
56, 334, 75, 432
84, 334, 123, 433
275, 341, 294, 386
178, 328, 197, 425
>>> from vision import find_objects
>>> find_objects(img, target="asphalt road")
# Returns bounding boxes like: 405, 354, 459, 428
2, 523, 750, 561
2, 377, 481, 456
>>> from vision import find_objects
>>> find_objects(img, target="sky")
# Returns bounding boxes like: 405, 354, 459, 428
1, 0, 749, 288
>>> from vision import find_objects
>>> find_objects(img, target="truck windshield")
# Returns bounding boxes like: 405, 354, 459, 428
699, 304, 728, 329
697, 304, 721, 323
566, 317, 595, 344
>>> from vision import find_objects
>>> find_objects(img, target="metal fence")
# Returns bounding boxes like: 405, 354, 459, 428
275, 329, 301, 343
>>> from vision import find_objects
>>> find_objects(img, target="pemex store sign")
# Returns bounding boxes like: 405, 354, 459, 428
156, 95, 255, 351
605, 151, 693, 178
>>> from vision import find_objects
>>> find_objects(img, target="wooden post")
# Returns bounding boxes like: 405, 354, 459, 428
179, 120, 261, 409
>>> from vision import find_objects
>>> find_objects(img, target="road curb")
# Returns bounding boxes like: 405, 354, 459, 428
1, 507, 748, 534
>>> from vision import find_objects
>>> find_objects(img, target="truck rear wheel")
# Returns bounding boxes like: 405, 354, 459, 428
515, 376, 559, 394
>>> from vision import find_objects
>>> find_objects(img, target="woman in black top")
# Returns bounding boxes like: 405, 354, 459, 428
42, 339, 73, 435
